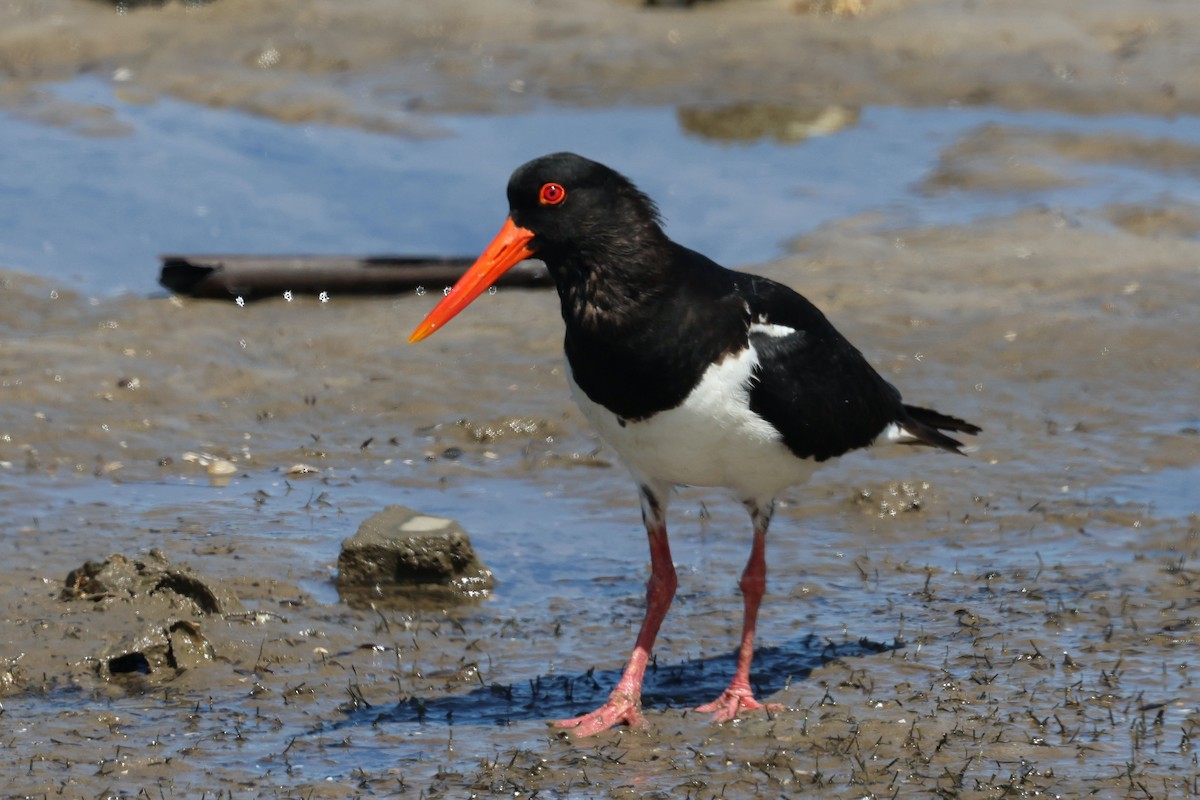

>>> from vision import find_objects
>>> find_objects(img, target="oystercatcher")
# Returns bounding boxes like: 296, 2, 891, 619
409, 152, 979, 737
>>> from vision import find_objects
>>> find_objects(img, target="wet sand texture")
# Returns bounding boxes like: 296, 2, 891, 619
2, 0, 1198, 126
1, 196, 1196, 795
0, 0, 1198, 797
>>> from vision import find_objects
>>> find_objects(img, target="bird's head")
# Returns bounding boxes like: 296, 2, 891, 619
408, 152, 662, 343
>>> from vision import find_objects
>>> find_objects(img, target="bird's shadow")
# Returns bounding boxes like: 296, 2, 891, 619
335, 634, 900, 730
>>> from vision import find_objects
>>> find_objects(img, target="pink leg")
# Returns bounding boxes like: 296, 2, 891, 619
553, 486, 676, 737
696, 499, 783, 722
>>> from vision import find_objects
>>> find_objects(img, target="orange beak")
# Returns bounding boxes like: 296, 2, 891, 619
408, 217, 538, 343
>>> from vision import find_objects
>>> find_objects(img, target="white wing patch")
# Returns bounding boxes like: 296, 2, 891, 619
749, 321, 796, 339
883, 422, 919, 443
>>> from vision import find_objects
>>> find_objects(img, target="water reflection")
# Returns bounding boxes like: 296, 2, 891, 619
677, 103, 860, 143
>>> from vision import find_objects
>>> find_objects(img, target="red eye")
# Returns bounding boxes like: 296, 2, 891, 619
539, 182, 566, 206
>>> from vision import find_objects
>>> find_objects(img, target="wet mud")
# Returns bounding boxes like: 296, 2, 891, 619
2, 0, 1199, 129
1, 0, 1199, 797
2, 189, 1197, 794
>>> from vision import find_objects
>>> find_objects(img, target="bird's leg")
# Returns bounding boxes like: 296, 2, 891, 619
696, 498, 784, 723
553, 485, 676, 737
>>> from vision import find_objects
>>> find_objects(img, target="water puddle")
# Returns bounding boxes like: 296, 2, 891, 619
1096, 462, 1200, 520
1, 77, 1198, 295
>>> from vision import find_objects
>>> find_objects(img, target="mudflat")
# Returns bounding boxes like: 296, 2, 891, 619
1, 1, 1197, 797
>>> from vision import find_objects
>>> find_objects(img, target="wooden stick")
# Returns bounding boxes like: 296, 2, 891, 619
158, 254, 552, 300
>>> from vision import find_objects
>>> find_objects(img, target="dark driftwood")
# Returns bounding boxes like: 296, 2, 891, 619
158, 254, 552, 301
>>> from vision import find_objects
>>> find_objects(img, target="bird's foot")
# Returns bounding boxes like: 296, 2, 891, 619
695, 687, 782, 723
551, 692, 646, 737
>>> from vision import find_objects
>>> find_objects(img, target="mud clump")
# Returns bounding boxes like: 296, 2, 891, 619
62, 550, 243, 614
60, 551, 242, 682
101, 619, 215, 680
337, 505, 494, 607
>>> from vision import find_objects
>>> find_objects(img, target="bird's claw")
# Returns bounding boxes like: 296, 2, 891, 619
695, 687, 782, 723
552, 693, 646, 737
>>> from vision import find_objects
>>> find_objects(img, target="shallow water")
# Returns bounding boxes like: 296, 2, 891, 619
2, 78, 1199, 295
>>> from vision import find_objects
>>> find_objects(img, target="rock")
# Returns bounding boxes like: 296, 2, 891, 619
336, 506, 494, 605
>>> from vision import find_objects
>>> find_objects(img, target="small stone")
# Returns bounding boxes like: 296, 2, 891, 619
207, 459, 238, 477
336, 505, 494, 605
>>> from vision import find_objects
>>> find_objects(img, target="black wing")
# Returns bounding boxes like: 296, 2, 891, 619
737, 273, 977, 461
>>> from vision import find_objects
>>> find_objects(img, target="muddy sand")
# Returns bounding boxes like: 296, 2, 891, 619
1, 0, 1199, 797
3, 0, 1200, 126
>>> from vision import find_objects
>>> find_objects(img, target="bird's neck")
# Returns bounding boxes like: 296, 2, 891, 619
544, 227, 677, 334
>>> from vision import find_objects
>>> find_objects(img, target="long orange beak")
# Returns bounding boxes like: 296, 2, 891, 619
408, 217, 537, 343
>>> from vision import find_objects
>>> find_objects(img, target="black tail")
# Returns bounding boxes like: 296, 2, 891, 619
897, 404, 981, 455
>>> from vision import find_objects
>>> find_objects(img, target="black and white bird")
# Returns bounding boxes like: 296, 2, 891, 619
409, 152, 980, 737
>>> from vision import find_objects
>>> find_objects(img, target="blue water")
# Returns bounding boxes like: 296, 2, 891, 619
2, 77, 1198, 295
1099, 463, 1200, 519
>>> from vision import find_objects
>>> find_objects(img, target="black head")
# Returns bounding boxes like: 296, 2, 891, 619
408, 153, 672, 343
505, 152, 665, 261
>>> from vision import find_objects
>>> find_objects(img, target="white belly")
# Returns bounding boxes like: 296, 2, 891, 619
566, 343, 817, 501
